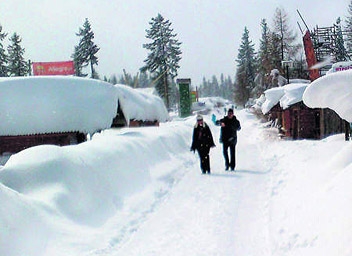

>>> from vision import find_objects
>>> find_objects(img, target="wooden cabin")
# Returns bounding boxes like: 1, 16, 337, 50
0, 78, 169, 156
0, 76, 118, 155
267, 101, 345, 140
111, 84, 169, 128
0, 132, 86, 155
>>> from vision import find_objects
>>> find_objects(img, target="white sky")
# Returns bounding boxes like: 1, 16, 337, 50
0, 0, 350, 85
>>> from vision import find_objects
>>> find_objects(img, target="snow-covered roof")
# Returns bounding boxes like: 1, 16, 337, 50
261, 83, 308, 114
261, 87, 285, 114
0, 77, 170, 136
303, 70, 352, 122
280, 83, 308, 109
114, 84, 169, 124
0, 76, 118, 136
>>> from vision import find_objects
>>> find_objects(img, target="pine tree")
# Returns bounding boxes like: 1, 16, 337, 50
72, 45, 86, 77
138, 71, 151, 88
0, 25, 8, 77
335, 17, 348, 61
267, 32, 282, 86
345, 0, 352, 54
234, 27, 257, 107
110, 74, 118, 85
141, 13, 182, 109
256, 19, 272, 92
7, 33, 28, 76
73, 18, 100, 78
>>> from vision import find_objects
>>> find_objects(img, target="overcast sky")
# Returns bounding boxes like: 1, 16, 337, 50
0, 0, 350, 85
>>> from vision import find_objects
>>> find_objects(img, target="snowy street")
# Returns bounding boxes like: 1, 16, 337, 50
1, 108, 352, 256
84, 109, 273, 256
113, 111, 272, 255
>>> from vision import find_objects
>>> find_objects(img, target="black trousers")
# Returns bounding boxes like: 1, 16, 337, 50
223, 139, 237, 169
197, 147, 210, 173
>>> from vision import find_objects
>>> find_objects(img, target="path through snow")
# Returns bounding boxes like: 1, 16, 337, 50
93, 110, 276, 256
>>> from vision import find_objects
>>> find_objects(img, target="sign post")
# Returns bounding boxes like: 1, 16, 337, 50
177, 78, 191, 118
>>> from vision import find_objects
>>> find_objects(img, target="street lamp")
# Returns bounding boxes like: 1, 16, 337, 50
281, 60, 293, 84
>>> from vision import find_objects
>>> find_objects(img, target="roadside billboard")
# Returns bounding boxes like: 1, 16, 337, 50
32, 61, 75, 76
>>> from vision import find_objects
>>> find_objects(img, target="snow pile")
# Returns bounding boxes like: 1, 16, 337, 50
261, 83, 308, 114
303, 70, 352, 122
0, 76, 118, 136
261, 87, 284, 114
192, 97, 232, 113
0, 119, 193, 256
279, 83, 308, 109
114, 84, 169, 124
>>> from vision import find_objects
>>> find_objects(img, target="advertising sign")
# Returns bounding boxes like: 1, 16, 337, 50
32, 61, 75, 76
190, 91, 197, 103
331, 61, 352, 72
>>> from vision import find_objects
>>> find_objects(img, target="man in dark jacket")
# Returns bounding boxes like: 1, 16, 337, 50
191, 114, 216, 174
219, 109, 241, 171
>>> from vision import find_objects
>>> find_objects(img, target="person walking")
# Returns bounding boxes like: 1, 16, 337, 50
219, 108, 241, 171
190, 114, 215, 174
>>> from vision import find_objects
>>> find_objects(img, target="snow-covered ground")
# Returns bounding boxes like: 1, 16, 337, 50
1, 105, 352, 255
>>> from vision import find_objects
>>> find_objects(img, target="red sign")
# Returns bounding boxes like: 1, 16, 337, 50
303, 31, 320, 81
32, 61, 75, 76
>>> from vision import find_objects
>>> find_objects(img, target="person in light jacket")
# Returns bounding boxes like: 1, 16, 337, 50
190, 114, 215, 174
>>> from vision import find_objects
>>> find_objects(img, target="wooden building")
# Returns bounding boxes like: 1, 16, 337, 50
267, 101, 345, 140
0, 78, 169, 156
0, 132, 86, 155
0, 76, 119, 155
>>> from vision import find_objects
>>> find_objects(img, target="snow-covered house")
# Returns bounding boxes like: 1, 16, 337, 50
111, 84, 169, 127
261, 82, 344, 139
0, 76, 119, 154
0, 76, 169, 154
303, 69, 352, 140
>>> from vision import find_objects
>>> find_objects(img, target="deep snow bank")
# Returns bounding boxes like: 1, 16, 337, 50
0, 119, 193, 256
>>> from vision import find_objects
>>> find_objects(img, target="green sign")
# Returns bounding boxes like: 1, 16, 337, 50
177, 78, 191, 118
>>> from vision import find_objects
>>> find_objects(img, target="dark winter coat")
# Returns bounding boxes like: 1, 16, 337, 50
191, 122, 215, 152
220, 116, 241, 143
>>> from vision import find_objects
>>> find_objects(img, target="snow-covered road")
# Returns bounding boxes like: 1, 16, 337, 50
1, 108, 352, 256
93, 110, 275, 255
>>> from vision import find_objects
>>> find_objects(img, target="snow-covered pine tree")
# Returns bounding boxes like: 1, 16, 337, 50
345, 0, 352, 55
141, 13, 182, 109
73, 18, 100, 79
335, 17, 348, 61
72, 45, 86, 77
0, 25, 8, 77
7, 33, 28, 77
234, 27, 257, 107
